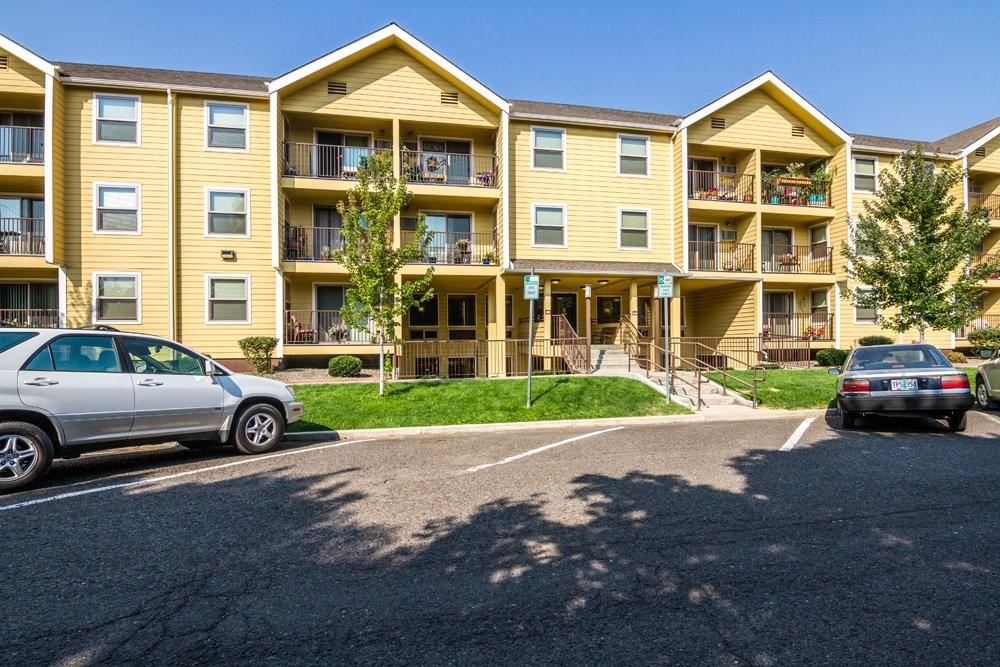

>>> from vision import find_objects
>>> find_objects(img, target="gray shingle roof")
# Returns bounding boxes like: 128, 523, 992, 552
509, 259, 683, 276
849, 133, 928, 151
509, 99, 681, 129
933, 116, 1000, 154
54, 61, 269, 93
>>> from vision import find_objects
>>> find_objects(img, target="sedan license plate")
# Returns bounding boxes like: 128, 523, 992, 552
890, 378, 918, 391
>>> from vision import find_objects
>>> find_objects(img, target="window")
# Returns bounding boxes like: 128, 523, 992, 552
0, 331, 36, 353
533, 204, 566, 246
408, 295, 439, 339
49, 335, 121, 373
619, 209, 650, 249
205, 102, 248, 150
123, 338, 203, 375
532, 127, 565, 170
94, 273, 140, 323
855, 288, 878, 324
95, 184, 139, 233
94, 94, 139, 144
207, 275, 250, 323
206, 189, 249, 236
854, 157, 876, 192
597, 297, 621, 324
854, 225, 875, 257
923, 160, 936, 174
618, 135, 649, 176
448, 295, 477, 327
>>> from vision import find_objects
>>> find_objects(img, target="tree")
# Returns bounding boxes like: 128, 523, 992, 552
843, 147, 1000, 341
336, 152, 434, 396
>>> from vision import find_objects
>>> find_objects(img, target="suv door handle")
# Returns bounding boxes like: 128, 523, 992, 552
137, 379, 164, 387
23, 378, 58, 386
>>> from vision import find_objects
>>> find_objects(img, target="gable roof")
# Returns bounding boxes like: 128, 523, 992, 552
945, 116, 1000, 157
0, 33, 55, 77
509, 99, 680, 131
849, 133, 927, 152
268, 23, 507, 112
55, 61, 268, 93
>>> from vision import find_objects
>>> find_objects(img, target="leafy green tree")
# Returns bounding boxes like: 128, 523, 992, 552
843, 147, 1000, 341
336, 152, 433, 396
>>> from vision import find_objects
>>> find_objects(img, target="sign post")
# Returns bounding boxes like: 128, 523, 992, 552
523, 273, 540, 407
656, 274, 674, 396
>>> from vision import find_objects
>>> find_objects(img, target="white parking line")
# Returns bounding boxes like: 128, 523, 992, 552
0, 438, 378, 513
465, 427, 625, 473
779, 418, 816, 451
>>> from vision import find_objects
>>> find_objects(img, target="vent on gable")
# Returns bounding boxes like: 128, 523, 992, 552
710, 117, 726, 130
327, 81, 347, 96
791, 125, 805, 137
975, 146, 987, 158
0, 55, 8, 71
440, 91, 459, 106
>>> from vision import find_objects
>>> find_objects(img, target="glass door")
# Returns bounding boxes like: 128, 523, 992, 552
312, 205, 342, 259
551, 293, 578, 335
691, 225, 718, 270
315, 285, 347, 343
688, 158, 718, 196
762, 228, 793, 271
809, 225, 828, 268
810, 289, 829, 332
764, 291, 794, 336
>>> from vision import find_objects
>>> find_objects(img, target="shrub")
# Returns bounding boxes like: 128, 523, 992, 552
945, 350, 967, 364
967, 327, 1000, 354
857, 335, 895, 347
328, 355, 363, 377
238, 336, 278, 375
816, 348, 849, 367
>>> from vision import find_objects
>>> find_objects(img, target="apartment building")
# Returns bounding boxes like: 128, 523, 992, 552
1, 24, 999, 373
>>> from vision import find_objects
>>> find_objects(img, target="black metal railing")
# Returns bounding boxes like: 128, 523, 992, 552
969, 192, 1000, 220
763, 178, 831, 207
401, 150, 497, 187
688, 170, 755, 203
282, 143, 391, 179
0, 218, 44, 256
395, 338, 581, 379
284, 225, 345, 261
688, 240, 755, 272
762, 312, 834, 341
0, 126, 43, 164
401, 230, 498, 265
285, 310, 375, 345
0, 308, 58, 328
761, 245, 833, 273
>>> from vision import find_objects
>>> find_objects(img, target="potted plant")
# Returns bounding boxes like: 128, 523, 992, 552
328, 323, 349, 343
482, 251, 497, 265
762, 171, 781, 204
809, 164, 836, 206
320, 245, 333, 261
778, 253, 800, 267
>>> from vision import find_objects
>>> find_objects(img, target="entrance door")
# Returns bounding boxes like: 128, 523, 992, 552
688, 158, 718, 195
312, 205, 342, 258
810, 289, 829, 330
690, 225, 718, 270
809, 225, 829, 268
316, 285, 346, 343
424, 213, 472, 263
762, 229, 794, 271
764, 292, 795, 336
315, 131, 370, 178
551, 293, 578, 335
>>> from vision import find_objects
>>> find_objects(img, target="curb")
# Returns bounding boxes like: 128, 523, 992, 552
284, 408, 832, 442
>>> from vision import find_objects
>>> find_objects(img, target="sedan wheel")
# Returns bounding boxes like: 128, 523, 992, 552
0, 422, 54, 492
838, 406, 857, 429
232, 404, 285, 455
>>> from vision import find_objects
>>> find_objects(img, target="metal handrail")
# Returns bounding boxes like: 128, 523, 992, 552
619, 317, 703, 409
669, 338, 765, 408
552, 313, 590, 373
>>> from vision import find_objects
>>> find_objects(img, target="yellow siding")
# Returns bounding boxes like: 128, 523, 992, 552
509, 121, 673, 262
672, 132, 685, 267
828, 144, 849, 276
0, 51, 45, 94
50, 79, 65, 265
968, 134, 1000, 173
685, 283, 757, 338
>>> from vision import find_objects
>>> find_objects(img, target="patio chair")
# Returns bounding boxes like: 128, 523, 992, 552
288, 315, 318, 343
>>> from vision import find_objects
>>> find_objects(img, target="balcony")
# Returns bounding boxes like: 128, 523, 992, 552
688, 170, 754, 203
284, 225, 344, 262
0, 308, 58, 328
688, 240, 755, 272
0, 127, 44, 164
286, 310, 375, 345
401, 150, 497, 187
968, 252, 1000, 279
969, 192, 1000, 220
762, 245, 833, 274
402, 231, 499, 265
0, 218, 44, 256
763, 312, 834, 341
763, 177, 831, 208
283, 143, 391, 180
958, 314, 1000, 338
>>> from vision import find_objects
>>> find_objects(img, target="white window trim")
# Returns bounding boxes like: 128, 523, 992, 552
531, 202, 568, 248
853, 286, 879, 325
92, 182, 141, 236
205, 273, 252, 325
204, 186, 251, 238
617, 206, 652, 251
204, 100, 250, 153
851, 218, 876, 260
530, 126, 566, 173
617, 133, 650, 177
92, 93, 141, 146
92, 271, 142, 325
853, 155, 878, 193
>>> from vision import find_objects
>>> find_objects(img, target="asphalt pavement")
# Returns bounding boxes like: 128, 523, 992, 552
4, 411, 1000, 665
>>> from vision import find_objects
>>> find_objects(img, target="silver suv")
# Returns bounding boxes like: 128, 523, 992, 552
0, 328, 303, 491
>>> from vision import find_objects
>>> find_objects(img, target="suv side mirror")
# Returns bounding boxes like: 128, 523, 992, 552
204, 359, 217, 377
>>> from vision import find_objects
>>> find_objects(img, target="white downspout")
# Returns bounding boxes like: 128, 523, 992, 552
166, 88, 176, 339
269, 91, 284, 359
501, 110, 511, 268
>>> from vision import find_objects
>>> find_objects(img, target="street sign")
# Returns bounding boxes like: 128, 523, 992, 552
655, 273, 674, 299
523, 274, 540, 300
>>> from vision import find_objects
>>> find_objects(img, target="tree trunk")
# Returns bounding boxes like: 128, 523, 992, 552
918, 327, 926, 343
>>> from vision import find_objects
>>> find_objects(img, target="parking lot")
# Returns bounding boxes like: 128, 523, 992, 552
5, 412, 1000, 665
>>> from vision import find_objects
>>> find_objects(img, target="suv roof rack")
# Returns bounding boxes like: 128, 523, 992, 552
77, 325, 120, 332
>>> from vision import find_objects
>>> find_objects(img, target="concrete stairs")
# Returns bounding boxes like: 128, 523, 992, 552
590, 344, 632, 375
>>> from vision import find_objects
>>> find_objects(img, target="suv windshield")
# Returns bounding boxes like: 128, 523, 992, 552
846, 345, 950, 371
0, 331, 37, 353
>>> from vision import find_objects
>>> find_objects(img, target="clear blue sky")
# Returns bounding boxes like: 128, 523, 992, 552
5, 0, 1000, 140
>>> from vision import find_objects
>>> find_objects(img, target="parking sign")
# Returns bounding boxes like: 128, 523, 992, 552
524, 274, 540, 300
656, 274, 673, 299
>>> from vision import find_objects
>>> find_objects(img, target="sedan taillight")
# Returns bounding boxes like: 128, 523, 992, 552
842, 378, 870, 393
940, 374, 970, 390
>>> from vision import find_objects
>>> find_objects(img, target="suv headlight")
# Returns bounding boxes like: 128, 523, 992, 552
284, 384, 296, 399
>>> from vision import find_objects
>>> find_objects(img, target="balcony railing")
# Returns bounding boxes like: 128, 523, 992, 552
402, 230, 498, 265
969, 192, 1000, 220
763, 312, 834, 341
958, 314, 1000, 338
0, 126, 44, 164
762, 245, 833, 273
284, 225, 344, 261
763, 177, 831, 207
688, 170, 755, 203
282, 143, 391, 180
401, 150, 497, 187
0, 308, 59, 328
688, 240, 755, 272
0, 218, 44, 256
285, 310, 375, 345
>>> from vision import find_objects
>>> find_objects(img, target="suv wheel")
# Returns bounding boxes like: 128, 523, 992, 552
232, 404, 284, 455
976, 378, 997, 410
0, 422, 54, 492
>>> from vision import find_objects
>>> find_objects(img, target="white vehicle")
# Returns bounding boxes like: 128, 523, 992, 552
0, 328, 303, 491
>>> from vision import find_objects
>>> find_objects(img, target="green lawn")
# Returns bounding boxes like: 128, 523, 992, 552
708, 366, 981, 410
290, 376, 690, 431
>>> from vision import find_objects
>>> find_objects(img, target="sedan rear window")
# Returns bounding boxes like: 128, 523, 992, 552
847, 345, 949, 371
0, 331, 37, 353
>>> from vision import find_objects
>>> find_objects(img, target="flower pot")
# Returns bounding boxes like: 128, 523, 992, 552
770, 196, 781, 205
482, 258, 490, 265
